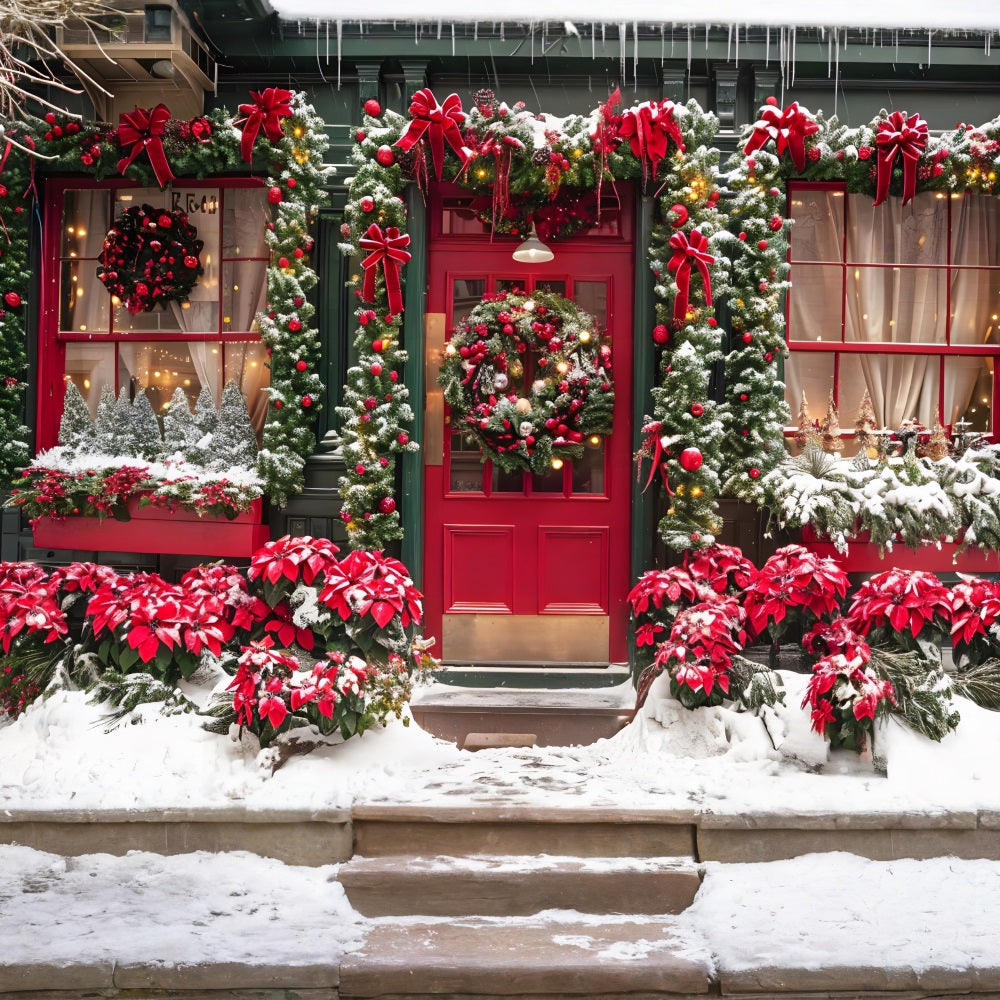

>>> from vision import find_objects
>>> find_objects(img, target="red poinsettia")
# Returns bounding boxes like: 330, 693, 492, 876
48, 561, 121, 595
802, 618, 872, 665
846, 568, 951, 644
743, 544, 848, 641
248, 534, 342, 587
262, 600, 316, 651
319, 549, 423, 628
627, 566, 708, 615
683, 543, 758, 594
949, 578, 1000, 666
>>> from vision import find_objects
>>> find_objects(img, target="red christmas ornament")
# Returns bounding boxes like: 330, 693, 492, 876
364, 98, 382, 116
769, 216, 783, 231
372, 339, 385, 353
740, 393, 749, 401
288, 318, 302, 332
0, 185, 7, 197
679, 447, 703, 472
293, 296, 305, 307
3, 292, 20, 308
274, 399, 283, 409
707, 318, 718, 327
355, 464, 366, 475
301, 395, 312, 407
267, 186, 283, 204
690, 403, 704, 417
376, 145, 395, 166
691, 532, 701, 543
278, 257, 290, 269
295, 360, 308, 372
652, 324, 670, 345
364, 396, 377, 410
668, 203, 689, 228
742, 332, 753, 344
738, 232, 747, 241
294, 248, 304, 259
378, 496, 396, 514
356, 129, 366, 142
340, 223, 352, 238
397, 432, 409, 445
286, 177, 297, 188
749, 467, 761, 479
757, 240, 769, 251
360, 196, 375, 212
369, 362, 383, 375
389, 371, 399, 382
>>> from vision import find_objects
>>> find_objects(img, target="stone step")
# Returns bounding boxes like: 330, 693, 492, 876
338, 916, 712, 999
340, 854, 701, 917
352, 805, 698, 860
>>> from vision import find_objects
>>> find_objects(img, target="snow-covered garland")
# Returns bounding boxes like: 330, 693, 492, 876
738, 98, 1000, 552
341, 88, 747, 550
0, 89, 331, 508
438, 289, 613, 475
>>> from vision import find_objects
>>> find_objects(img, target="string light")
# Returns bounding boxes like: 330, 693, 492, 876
551, 457, 564, 470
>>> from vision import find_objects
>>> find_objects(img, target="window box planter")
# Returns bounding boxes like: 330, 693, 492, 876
800, 525, 1000, 574
32, 499, 269, 558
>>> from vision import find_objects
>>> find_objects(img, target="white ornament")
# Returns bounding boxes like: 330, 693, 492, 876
519, 421, 534, 437
532, 379, 547, 394
495, 373, 509, 390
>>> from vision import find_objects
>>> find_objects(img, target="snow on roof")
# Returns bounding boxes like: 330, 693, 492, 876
266, 0, 1000, 34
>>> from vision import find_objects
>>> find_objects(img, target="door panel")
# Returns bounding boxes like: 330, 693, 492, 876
424, 197, 634, 664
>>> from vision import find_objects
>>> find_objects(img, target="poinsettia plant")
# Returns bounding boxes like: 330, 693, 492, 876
948, 578, 1000, 668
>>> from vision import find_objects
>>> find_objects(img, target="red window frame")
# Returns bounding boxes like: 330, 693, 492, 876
38, 176, 267, 449
784, 180, 1000, 439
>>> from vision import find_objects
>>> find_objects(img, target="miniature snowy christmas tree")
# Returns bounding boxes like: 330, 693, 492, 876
794, 393, 811, 449
925, 422, 949, 462
211, 379, 258, 471
854, 390, 878, 456
93, 384, 118, 454
821, 393, 844, 453
114, 387, 141, 457
131, 389, 163, 461
58, 380, 94, 450
160, 387, 199, 460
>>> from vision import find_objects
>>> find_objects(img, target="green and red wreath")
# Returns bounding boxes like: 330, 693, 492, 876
97, 204, 204, 314
438, 289, 614, 474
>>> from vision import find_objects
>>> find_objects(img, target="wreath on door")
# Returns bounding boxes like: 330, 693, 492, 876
96, 204, 204, 314
438, 288, 614, 474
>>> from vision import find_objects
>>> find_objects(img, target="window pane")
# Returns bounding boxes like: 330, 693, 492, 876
844, 267, 946, 343
60, 260, 109, 333
118, 341, 221, 419
222, 187, 268, 257
63, 345, 116, 418
531, 465, 564, 493
847, 192, 947, 265
789, 188, 844, 262
952, 193, 1000, 267
452, 278, 486, 320
573, 280, 608, 327
844, 353, 940, 429
534, 280, 566, 296
224, 340, 270, 433
951, 267, 1000, 346
113, 302, 185, 334
784, 351, 834, 425
571, 440, 606, 495
449, 433, 484, 492
62, 188, 108, 258
787, 265, 842, 342
222, 260, 267, 332
491, 465, 523, 493
945, 356, 991, 431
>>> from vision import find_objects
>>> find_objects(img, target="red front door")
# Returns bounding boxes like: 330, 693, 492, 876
422, 196, 634, 664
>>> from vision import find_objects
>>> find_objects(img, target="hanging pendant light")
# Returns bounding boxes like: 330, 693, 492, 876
512, 222, 554, 263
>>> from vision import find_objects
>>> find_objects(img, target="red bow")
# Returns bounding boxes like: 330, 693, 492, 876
359, 224, 412, 318
117, 104, 174, 188
743, 100, 819, 172
395, 89, 471, 186
618, 100, 684, 186
235, 87, 294, 163
874, 110, 928, 206
667, 229, 714, 325
638, 421, 673, 494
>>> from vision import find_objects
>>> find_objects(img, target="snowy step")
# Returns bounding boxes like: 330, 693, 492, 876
352, 805, 698, 859
338, 915, 712, 998
340, 854, 701, 917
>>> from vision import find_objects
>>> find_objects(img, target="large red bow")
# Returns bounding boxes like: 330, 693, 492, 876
743, 100, 819, 172
235, 87, 294, 163
667, 229, 714, 326
359, 224, 412, 318
874, 110, 928, 206
638, 420, 673, 494
617, 100, 684, 186
395, 89, 471, 185
117, 104, 174, 188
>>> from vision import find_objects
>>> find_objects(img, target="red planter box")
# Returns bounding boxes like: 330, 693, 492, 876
32, 499, 270, 558
801, 524, 1000, 574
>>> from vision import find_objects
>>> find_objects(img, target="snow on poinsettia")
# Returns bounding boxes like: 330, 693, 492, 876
846, 568, 952, 648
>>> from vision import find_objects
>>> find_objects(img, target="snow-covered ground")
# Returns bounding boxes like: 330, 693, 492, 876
2, 670, 998, 818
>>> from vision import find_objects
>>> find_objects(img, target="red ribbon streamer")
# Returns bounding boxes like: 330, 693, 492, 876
235, 87, 294, 163
472, 131, 524, 230
117, 104, 174, 189
617, 100, 684, 187
743, 100, 819, 173
874, 110, 928, 207
592, 88, 623, 217
395, 89, 472, 184
638, 421, 673, 494
359, 224, 412, 318
667, 229, 715, 325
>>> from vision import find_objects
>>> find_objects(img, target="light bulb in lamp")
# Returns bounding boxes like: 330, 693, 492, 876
512, 223, 554, 263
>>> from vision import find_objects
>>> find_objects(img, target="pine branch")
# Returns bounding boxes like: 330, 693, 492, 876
869, 647, 960, 742
951, 659, 1000, 712
728, 654, 786, 713
91, 670, 199, 731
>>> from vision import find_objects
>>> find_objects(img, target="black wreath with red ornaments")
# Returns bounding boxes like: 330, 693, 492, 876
97, 204, 204, 315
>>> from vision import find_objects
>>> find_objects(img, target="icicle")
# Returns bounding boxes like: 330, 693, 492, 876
336, 19, 342, 88
727, 23, 732, 63
500, 22, 504, 42
451, 23, 455, 56
766, 25, 770, 66
895, 30, 899, 62
436, 20, 442, 40
315, 19, 328, 83
927, 30, 933, 66
705, 24, 709, 50
633, 21, 639, 87
325, 19, 329, 64
591, 22, 596, 59
619, 21, 626, 83
735, 23, 739, 66
474, 21, 478, 40
791, 27, 796, 86
687, 25, 692, 77
660, 23, 664, 65
834, 30, 840, 117
827, 34, 831, 77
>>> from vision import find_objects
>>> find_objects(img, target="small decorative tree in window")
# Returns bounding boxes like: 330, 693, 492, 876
821, 392, 844, 454
92, 385, 118, 455
58, 381, 93, 450
925, 422, 949, 462
191, 385, 219, 465
794, 392, 811, 449
855, 390, 878, 457
212, 380, 259, 472
161, 387, 200, 460
131, 389, 163, 462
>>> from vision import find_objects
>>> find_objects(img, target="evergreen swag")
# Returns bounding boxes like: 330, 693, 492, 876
438, 289, 613, 474
341, 87, 792, 550
0, 88, 331, 508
